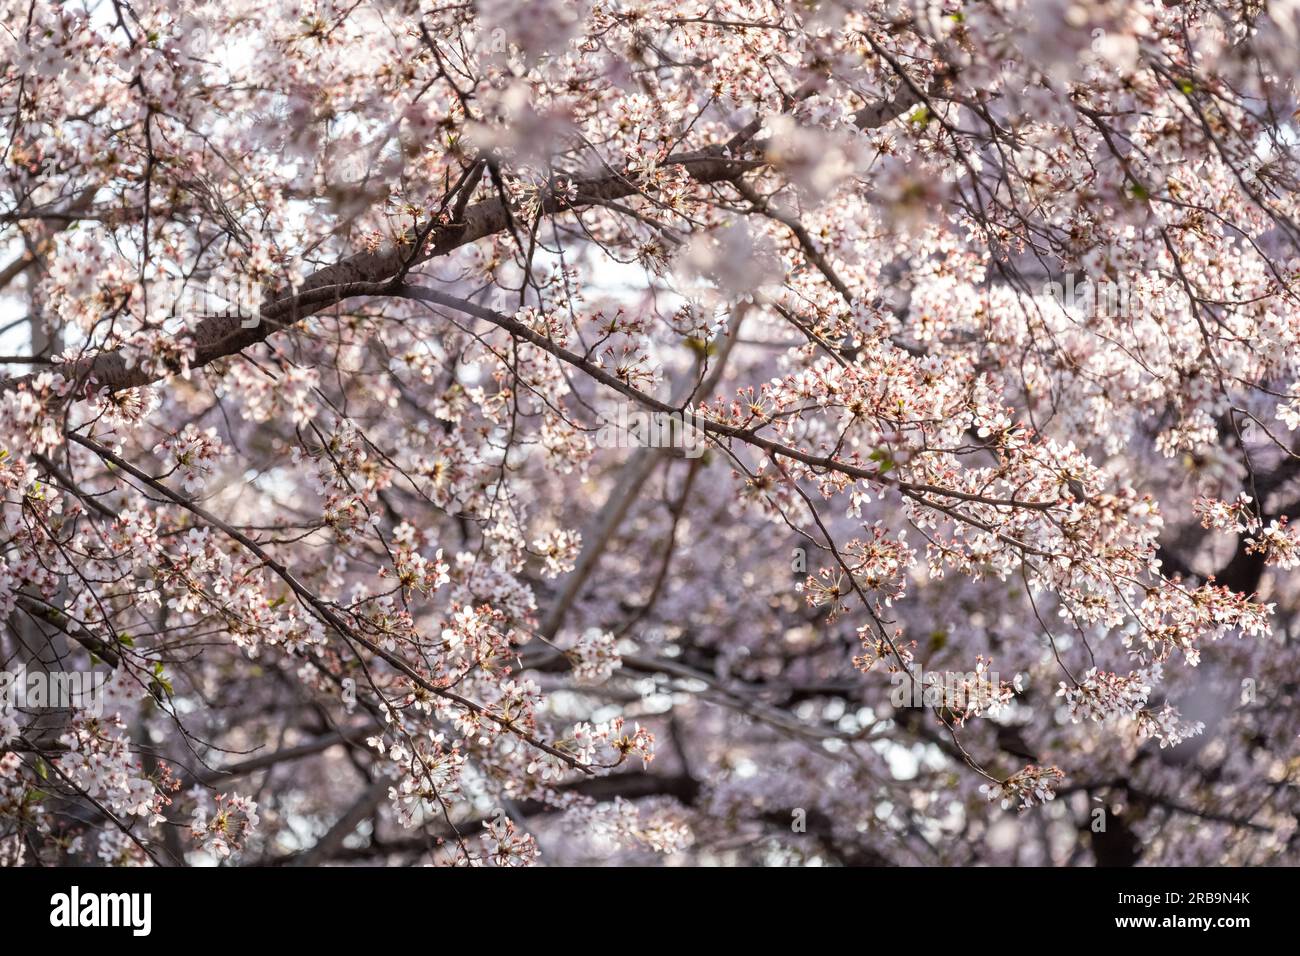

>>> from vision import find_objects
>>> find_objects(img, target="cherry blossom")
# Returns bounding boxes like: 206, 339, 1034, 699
0, 0, 1297, 868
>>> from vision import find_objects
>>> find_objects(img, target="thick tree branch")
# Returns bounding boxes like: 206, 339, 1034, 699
0, 89, 921, 399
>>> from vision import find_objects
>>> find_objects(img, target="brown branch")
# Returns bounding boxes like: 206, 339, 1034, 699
64, 430, 594, 775
0, 90, 921, 399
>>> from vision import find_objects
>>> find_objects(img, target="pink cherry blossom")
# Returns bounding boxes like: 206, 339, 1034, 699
0, 0, 1298, 869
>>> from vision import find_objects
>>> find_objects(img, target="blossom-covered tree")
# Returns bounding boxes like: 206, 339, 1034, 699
1, 0, 1298, 866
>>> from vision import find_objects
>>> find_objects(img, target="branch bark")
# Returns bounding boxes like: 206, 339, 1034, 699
0, 88, 922, 399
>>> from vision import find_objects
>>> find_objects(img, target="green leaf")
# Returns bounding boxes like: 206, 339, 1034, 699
150, 660, 173, 695
869, 447, 897, 474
